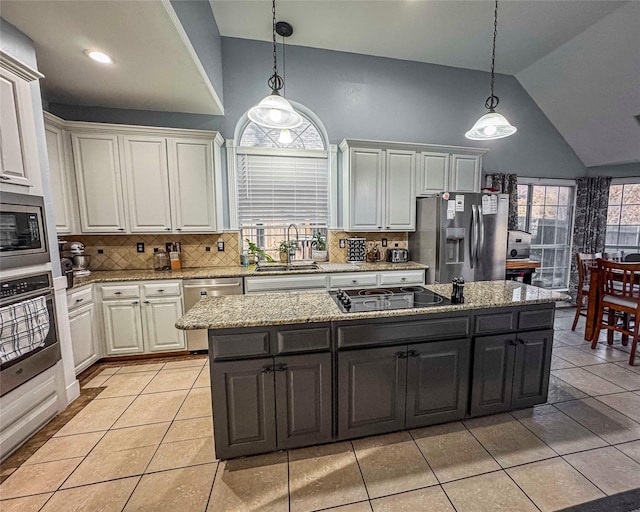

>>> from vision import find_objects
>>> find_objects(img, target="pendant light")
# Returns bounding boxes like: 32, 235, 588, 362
465, 0, 517, 140
248, 0, 303, 130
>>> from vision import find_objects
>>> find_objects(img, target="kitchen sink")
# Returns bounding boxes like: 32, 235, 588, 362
255, 261, 319, 272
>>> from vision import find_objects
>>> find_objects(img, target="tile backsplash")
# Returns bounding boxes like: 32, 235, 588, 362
328, 231, 408, 263
64, 232, 241, 271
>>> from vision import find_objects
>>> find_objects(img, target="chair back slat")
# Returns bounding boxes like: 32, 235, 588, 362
597, 259, 640, 300
577, 252, 602, 289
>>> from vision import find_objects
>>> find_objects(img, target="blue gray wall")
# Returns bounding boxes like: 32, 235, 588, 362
50, 36, 588, 179
1, 19, 61, 276
170, 0, 223, 105
585, 162, 640, 178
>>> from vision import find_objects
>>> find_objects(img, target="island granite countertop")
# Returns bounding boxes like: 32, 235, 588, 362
176, 280, 569, 330
73, 261, 428, 287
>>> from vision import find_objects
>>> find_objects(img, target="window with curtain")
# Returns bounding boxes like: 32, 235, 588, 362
518, 183, 575, 290
606, 181, 640, 254
237, 116, 329, 260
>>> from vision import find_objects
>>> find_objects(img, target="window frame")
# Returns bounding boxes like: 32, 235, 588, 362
517, 177, 577, 291
605, 177, 640, 254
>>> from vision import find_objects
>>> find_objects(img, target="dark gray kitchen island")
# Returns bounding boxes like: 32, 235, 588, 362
176, 281, 567, 459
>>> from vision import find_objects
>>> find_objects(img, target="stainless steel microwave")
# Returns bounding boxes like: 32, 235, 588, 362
0, 192, 50, 269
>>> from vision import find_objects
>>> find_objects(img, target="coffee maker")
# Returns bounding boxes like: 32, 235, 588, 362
60, 241, 91, 276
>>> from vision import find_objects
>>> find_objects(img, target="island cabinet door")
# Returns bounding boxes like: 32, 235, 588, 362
470, 334, 516, 417
338, 346, 407, 439
211, 358, 276, 459
511, 329, 553, 409
405, 339, 470, 429
274, 353, 332, 450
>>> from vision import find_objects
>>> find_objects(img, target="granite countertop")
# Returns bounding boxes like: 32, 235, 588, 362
72, 261, 428, 287
175, 280, 570, 330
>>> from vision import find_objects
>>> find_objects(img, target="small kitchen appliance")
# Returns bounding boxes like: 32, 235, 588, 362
386, 248, 409, 263
61, 241, 91, 276
506, 230, 531, 259
0, 192, 49, 269
331, 286, 450, 313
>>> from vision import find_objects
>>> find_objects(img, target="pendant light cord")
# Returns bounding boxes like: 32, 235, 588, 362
268, 0, 284, 92
486, 0, 499, 111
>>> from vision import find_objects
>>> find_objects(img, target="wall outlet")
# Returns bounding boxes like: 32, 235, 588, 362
217, 241, 225, 251
339, 239, 346, 248
97, 249, 104, 254
153, 248, 159, 253
394, 242, 399, 247
205, 246, 211, 252
136, 242, 145, 253
381, 238, 388, 247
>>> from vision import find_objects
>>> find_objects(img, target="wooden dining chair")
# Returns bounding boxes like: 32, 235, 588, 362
591, 259, 640, 365
572, 252, 602, 331
625, 253, 640, 262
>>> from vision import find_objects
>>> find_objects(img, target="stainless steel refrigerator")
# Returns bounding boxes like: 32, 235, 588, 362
409, 193, 509, 283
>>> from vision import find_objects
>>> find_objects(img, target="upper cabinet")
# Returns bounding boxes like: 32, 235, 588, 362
43, 116, 224, 235
418, 151, 483, 196
341, 142, 416, 232
0, 51, 43, 189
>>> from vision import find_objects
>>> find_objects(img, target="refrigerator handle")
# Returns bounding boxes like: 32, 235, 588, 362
478, 206, 485, 255
470, 204, 476, 269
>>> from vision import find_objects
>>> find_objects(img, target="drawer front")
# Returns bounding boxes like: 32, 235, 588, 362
518, 307, 555, 331
245, 275, 327, 293
67, 286, 93, 311
143, 282, 181, 298
211, 331, 270, 360
101, 284, 140, 300
474, 310, 517, 335
378, 270, 425, 286
276, 326, 331, 354
329, 273, 378, 289
338, 316, 470, 348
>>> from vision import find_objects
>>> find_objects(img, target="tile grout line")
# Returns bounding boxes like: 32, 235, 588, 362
349, 440, 372, 504
286, 449, 291, 512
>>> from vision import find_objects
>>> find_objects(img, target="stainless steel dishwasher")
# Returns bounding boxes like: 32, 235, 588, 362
183, 278, 244, 351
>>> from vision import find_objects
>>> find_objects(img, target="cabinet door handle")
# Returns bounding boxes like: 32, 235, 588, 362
408, 350, 419, 358
517, 338, 525, 345
114, 291, 122, 295
274, 364, 288, 372
118, 228, 125, 231
261, 366, 273, 373
75, 298, 84, 303
157, 289, 165, 292
176, 228, 182, 231
508, 339, 517, 346
131, 301, 139, 305
143, 300, 150, 304
401, 277, 407, 282
396, 351, 408, 359
0, 175, 11, 181
352, 280, 358, 284
165, 228, 171, 231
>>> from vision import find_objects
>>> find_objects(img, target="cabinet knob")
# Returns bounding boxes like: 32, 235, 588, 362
401, 277, 407, 282
165, 228, 171, 231
132, 301, 139, 305
378, 226, 382, 229
176, 228, 182, 231
143, 300, 150, 304
352, 280, 358, 284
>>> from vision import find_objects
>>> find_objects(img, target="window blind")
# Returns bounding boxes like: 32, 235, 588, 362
237, 154, 329, 227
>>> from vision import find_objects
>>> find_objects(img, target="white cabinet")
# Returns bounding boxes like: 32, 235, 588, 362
102, 300, 145, 355
244, 274, 328, 294
71, 133, 127, 233
122, 136, 172, 233
341, 141, 415, 232
99, 281, 185, 356
385, 150, 416, 231
45, 115, 77, 234
67, 285, 99, 375
418, 151, 482, 195
328, 272, 378, 289
0, 52, 42, 189
168, 138, 220, 233
143, 297, 185, 352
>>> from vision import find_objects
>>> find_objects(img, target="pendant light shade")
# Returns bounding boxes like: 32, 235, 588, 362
247, 0, 303, 130
465, 0, 516, 141
465, 111, 516, 140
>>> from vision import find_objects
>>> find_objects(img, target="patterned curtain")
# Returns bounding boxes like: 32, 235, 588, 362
568, 176, 611, 300
489, 173, 518, 230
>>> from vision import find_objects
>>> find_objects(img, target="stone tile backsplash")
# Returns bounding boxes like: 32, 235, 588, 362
328, 231, 408, 263
65, 232, 241, 271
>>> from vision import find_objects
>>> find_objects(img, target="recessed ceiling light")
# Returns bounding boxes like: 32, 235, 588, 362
84, 50, 114, 64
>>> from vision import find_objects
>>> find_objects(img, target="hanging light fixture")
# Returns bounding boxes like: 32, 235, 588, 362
248, 0, 303, 130
465, 0, 517, 140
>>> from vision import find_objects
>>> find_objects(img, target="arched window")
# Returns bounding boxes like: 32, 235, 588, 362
234, 107, 329, 261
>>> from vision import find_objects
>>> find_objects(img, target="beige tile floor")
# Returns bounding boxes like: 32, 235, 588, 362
2, 308, 640, 511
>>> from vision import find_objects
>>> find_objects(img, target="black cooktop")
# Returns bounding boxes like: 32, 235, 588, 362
331, 286, 450, 313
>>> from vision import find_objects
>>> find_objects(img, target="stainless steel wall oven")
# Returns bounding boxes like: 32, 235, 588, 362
0, 272, 60, 396
0, 192, 50, 270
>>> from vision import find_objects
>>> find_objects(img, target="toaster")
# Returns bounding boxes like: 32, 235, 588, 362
507, 230, 531, 259
386, 248, 409, 263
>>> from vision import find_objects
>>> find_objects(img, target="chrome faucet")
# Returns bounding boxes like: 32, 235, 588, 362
286, 223, 299, 264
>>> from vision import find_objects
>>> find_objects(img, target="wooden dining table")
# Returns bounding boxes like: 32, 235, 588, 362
584, 264, 640, 341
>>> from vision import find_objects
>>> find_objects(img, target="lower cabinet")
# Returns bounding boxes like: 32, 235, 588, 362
338, 339, 470, 439
212, 352, 332, 459
68, 302, 99, 374
102, 300, 145, 355
143, 298, 186, 353
470, 329, 553, 416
